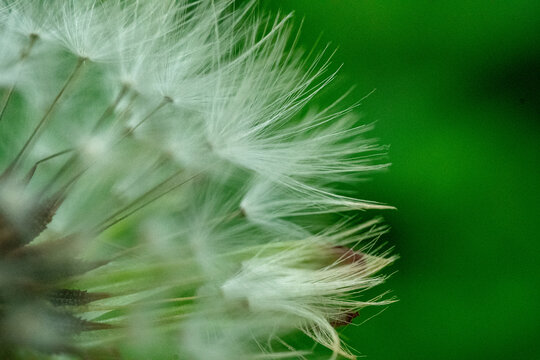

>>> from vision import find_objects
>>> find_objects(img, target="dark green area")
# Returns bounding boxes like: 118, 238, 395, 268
266, 1, 540, 359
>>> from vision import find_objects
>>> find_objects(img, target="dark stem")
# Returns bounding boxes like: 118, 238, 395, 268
97, 172, 200, 233
123, 96, 172, 138
95, 168, 182, 229
24, 149, 73, 185
96, 171, 200, 233
2, 57, 87, 178
0, 33, 39, 123
39, 83, 129, 192
39, 156, 78, 197
92, 83, 130, 132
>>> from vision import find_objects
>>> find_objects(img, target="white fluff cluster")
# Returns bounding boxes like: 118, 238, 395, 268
0, 1, 396, 359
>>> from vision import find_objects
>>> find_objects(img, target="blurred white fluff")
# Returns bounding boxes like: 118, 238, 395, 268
241, 177, 394, 236
202, 21, 389, 207
219, 224, 395, 360
0, 0, 49, 38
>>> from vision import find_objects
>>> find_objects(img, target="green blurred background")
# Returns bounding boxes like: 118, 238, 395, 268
265, 1, 539, 359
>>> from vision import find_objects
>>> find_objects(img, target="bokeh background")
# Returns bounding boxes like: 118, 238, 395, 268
265, 1, 540, 359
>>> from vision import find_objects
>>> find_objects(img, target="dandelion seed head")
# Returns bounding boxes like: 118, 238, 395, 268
0, 0, 395, 358
1, 0, 50, 38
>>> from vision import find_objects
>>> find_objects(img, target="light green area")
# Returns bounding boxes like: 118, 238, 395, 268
266, 1, 540, 359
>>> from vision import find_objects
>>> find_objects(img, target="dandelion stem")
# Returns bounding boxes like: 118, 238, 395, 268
24, 148, 73, 184
2, 57, 87, 177
97, 168, 182, 229
39, 155, 78, 196
93, 83, 130, 132
0, 88, 14, 124
39, 84, 130, 192
115, 91, 139, 124
0, 33, 39, 124
53, 167, 87, 204
125, 296, 202, 308
124, 96, 172, 137
96, 171, 200, 233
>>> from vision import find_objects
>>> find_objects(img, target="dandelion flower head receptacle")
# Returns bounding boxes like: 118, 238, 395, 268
0, 0, 397, 359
